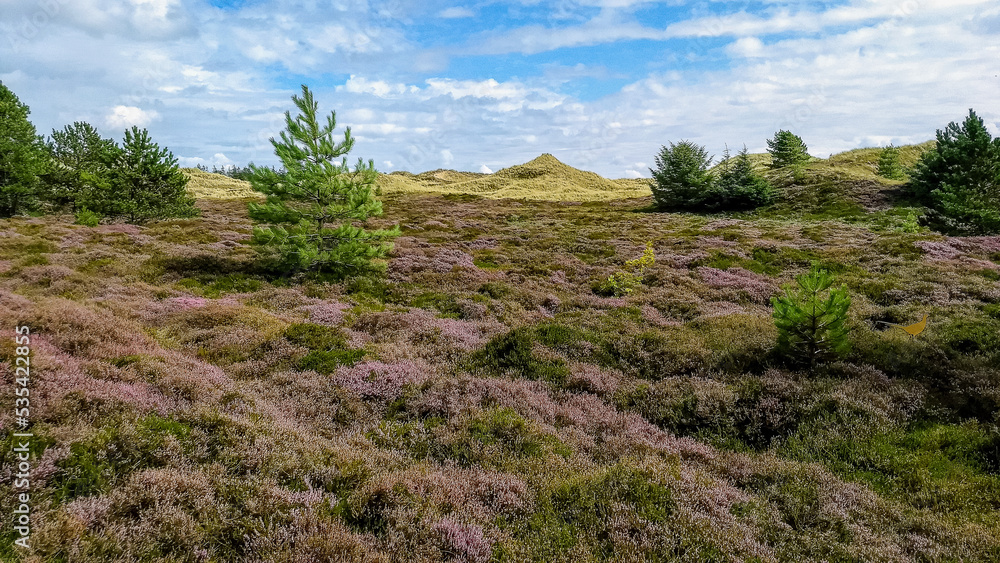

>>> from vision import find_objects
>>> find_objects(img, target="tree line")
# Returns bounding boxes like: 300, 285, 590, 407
649, 110, 1000, 235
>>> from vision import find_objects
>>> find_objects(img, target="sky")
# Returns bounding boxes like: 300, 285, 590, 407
2, 0, 999, 179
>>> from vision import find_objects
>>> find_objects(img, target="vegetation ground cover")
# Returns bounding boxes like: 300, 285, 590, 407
2, 140, 999, 560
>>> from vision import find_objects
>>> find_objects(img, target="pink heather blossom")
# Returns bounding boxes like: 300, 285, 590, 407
697, 266, 777, 304
640, 304, 682, 327
333, 360, 432, 400
166, 296, 210, 309
914, 239, 968, 261
660, 250, 709, 269
19, 265, 76, 285
300, 300, 350, 327
464, 238, 499, 250
390, 248, 478, 276
433, 517, 491, 563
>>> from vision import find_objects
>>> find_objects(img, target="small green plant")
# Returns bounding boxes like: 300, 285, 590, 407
595, 241, 655, 297
771, 262, 852, 373
73, 207, 100, 227
767, 130, 811, 169
877, 143, 905, 180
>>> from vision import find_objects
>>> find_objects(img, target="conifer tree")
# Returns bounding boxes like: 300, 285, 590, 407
766, 130, 811, 169
876, 143, 904, 180
771, 262, 852, 374
102, 126, 198, 223
43, 121, 118, 212
0, 82, 47, 217
649, 140, 717, 210
909, 109, 1000, 235
247, 85, 399, 275
716, 145, 777, 209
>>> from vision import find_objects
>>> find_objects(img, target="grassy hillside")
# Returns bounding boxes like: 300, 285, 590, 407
378, 154, 651, 201
6, 140, 1000, 561
181, 168, 263, 200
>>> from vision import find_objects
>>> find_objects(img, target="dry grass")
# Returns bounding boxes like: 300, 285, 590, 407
181, 168, 264, 200
378, 154, 651, 201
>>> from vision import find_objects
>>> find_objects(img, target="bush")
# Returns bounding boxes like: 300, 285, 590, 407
715, 145, 777, 209
247, 85, 399, 276
74, 207, 101, 227
593, 241, 654, 297
767, 130, 811, 169
876, 143, 905, 180
771, 262, 851, 373
649, 140, 717, 210
0, 82, 47, 217
909, 109, 1000, 235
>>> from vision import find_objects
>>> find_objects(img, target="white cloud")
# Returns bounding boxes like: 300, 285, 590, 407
383, 160, 394, 169
105, 105, 158, 129
439, 7, 475, 19
624, 169, 644, 178
441, 149, 454, 166
479, 164, 493, 174
177, 152, 234, 168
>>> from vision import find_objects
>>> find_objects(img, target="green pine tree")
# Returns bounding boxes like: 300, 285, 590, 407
716, 145, 777, 210
0, 81, 47, 217
247, 85, 399, 276
876, 143, 905, 180
909, 109, 1000, 235
771, 262, 852, 373
42, 121, 118, 212
766, 130, 811, 169
649, 140, 717, 210
102, 126, 197, 223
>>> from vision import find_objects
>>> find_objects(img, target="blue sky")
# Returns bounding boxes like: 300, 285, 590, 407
2, 0, 999, 177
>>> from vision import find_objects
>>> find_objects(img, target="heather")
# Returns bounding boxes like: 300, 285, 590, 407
0, 155, 999, 561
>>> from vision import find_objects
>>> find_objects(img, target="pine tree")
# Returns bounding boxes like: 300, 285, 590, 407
649, 140, 717, 210
247, 85, 399, 276
103, 126, 198, 223
716, 145, 777, 210
771, 262, 852, 374
766, 130, 811, 169
0, 82, 47, 217
43, 121, 118, 212
909, 109, 1000, 235
876, 143, 904, 180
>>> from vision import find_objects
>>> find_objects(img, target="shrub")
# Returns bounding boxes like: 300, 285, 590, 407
0, 81, 47, 217
876, 143, 905, 180
593, 241, 655, 297
469, 327, 570, 384
909, 109, 1000, 235
716, 145, 777, 209
247, 84, 400, 276
649, 140, 717, 210
74, 207, 101, 227
766, 130, 811, 169
771, 262, 852, 373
